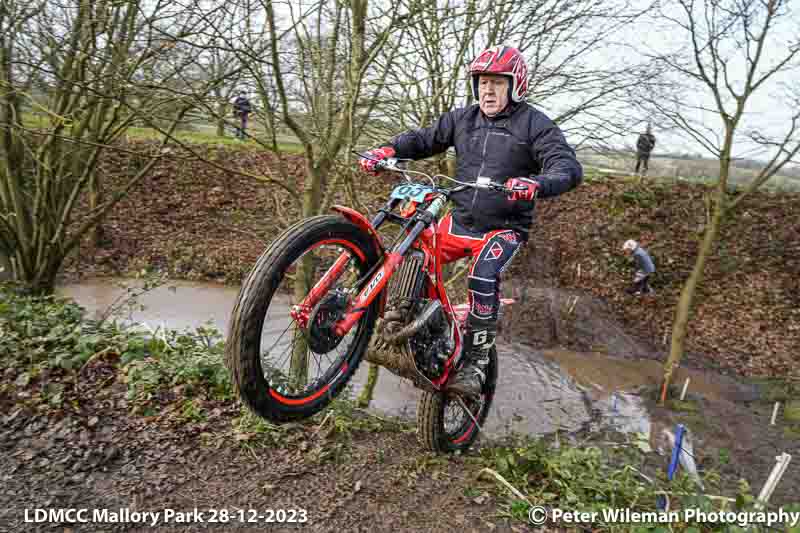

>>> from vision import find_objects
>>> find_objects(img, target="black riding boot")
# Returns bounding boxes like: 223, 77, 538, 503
447, 324, 495, 399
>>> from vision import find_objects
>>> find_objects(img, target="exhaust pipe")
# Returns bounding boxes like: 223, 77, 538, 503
383, 300, 444, 345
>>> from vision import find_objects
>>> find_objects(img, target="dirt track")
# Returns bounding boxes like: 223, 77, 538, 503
2, 340, 798, 533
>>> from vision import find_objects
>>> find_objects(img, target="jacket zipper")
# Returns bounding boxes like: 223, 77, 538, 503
470, 125, 492, 213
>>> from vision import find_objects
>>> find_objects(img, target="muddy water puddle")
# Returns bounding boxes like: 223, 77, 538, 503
58, 278, 241, 334
57, 278, 753, 440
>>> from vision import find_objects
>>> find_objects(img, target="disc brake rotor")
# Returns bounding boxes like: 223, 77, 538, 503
307, 291, 349, 353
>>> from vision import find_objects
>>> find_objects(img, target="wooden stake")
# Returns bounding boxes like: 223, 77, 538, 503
771, 402, 780, 425
680, 378, 690, 401
568, 296, 579, 315
754, 453, 792, 511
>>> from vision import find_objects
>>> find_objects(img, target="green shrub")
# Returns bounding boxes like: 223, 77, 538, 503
0, 285, 232, 403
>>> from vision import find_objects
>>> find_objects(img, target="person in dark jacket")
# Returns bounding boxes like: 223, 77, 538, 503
232, 91, 252, 139
622, 239, 655, 295
358, 45, 583, 398
635, 124, 656, 175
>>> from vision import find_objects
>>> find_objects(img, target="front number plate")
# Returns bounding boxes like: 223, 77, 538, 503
390, 184, 434, 203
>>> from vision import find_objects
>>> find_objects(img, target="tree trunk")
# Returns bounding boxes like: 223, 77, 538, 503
88, 170, 103, 249
356, 364, 379, 407
289, 300, 310, 389
0, 251, 11, 282
289, 164, 326, 386
24, 256, 62, 296
217, 100, 226, 137
661, 183, 727, 402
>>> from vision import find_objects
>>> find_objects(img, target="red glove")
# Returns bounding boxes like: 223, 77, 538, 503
505, 177, 539, 201
358, 146, 396, 175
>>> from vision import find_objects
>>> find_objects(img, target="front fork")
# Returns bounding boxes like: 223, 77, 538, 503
333, 198, 444, 337
290, 199, 403, 329
289, 253, 352, 328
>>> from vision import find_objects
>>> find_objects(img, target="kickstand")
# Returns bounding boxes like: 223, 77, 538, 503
455, 394, 483, 434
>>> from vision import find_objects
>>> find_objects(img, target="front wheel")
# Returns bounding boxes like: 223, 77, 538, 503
416, 347, 498, 452
225, 215, 381, 423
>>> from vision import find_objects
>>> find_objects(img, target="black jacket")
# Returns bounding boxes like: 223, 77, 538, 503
233, 96, 252, 116
637, 133, 656, 155
388, 102, 582, 238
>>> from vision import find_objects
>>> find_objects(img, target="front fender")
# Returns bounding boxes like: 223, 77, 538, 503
331, 205, 385, 255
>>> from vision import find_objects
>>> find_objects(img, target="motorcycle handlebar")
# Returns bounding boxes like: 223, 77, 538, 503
354, 151, 530, 196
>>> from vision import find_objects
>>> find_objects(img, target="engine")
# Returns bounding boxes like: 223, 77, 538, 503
407, 298, 452, 376
375, 250, 453, 379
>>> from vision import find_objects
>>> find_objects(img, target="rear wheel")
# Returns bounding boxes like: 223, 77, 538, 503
225, 215, 381, 422
417, 347, 498, 452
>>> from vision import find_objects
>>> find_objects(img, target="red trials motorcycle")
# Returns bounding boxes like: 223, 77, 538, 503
225, 156, 522, 452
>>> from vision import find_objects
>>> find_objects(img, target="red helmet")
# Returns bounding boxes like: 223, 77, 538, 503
469, 45, 529, 103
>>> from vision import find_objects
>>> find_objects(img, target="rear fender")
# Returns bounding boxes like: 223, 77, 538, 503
331, 205, 384, 255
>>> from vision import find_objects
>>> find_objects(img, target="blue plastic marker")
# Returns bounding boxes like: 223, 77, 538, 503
668, 424, 686, 480
657, 424, 686, 510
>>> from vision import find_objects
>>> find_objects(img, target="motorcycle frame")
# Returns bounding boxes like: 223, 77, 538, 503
292, 195, 464, 388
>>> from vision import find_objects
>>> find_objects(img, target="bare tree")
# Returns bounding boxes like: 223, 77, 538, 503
0, 0, 226, 293
640, 0, 800, 399
205, 0, 412, 383
368, 0, 654, 154
176, 2, 252, 138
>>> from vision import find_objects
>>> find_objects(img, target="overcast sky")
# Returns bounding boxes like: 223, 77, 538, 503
269, 0, 798, 162
591, 1, 800, 161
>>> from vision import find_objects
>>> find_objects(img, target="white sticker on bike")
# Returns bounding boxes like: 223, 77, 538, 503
360, 270, 385, 302
473, 330, 488, 345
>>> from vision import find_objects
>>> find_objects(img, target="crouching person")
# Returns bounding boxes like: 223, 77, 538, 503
622, 239, 655, 295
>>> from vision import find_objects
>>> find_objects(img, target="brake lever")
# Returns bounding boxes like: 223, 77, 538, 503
352, 150, 375, 160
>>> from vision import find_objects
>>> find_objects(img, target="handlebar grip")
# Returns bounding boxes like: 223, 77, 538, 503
489, 183, 518, 193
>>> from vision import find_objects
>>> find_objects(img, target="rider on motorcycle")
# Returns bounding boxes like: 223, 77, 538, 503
359, 45, 583, 398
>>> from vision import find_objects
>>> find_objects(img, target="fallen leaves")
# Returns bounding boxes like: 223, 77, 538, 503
526, 177, 800, 378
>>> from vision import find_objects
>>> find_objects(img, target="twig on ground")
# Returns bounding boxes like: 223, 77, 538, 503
313, 412, 334, 437
477, 468, 531, 504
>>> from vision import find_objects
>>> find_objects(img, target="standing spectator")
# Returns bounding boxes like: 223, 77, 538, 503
622, 239, 655, 295
232, 91, 252, 140
635, 123, 656, 176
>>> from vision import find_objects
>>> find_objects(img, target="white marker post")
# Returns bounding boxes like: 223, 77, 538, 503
680, 378, 690, 401
568, 296, 579, 315
754, 453, 792, 511
770, 402, 780, 425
